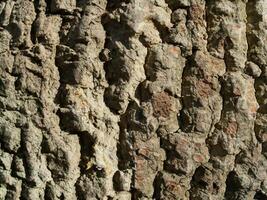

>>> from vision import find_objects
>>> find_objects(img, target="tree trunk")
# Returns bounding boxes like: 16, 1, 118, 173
0, 0, 266, 199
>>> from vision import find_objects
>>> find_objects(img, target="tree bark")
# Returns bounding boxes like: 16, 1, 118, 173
0, 0, 266, 199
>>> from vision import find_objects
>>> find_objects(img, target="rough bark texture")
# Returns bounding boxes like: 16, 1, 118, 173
0, 0, 267, 199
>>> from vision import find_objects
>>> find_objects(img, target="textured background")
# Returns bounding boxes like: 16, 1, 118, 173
0, 0, 267, 199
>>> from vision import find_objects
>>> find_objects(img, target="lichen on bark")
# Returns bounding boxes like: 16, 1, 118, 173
0, 0, 266, 199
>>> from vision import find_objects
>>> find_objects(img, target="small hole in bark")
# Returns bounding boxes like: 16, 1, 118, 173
254, 190, 267, 200
213, 182, 219, 194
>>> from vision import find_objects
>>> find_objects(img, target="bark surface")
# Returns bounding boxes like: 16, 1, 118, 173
0, 0, 267, 199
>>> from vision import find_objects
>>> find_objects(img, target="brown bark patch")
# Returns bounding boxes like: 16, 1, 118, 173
224, 121, 238, 136
196, 80, 213, 98
152, 92, 173, 118
193, 153, 205, 163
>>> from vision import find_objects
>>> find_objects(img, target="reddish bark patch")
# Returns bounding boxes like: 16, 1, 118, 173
224, 121, 238, 136
233, 87, 241, 96
193, 153, 205, 163
138, 147, 150, 157
165, 181, 182, 193
189, 4, 205, 25
135, 157, 146, 184
168, 46, 180, 55
196, 80, 212, 98
152, 92, 173, 118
